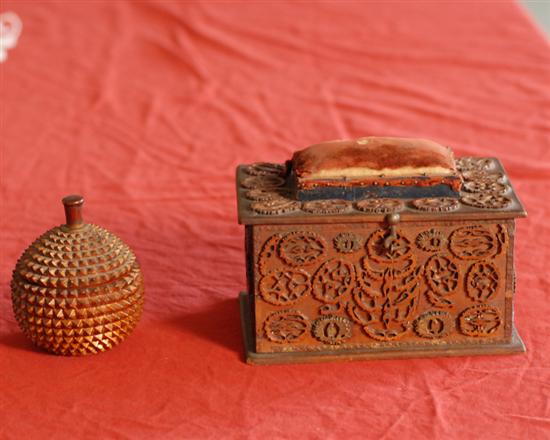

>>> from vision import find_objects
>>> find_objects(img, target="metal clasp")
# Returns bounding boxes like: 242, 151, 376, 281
383, 213, 401, 251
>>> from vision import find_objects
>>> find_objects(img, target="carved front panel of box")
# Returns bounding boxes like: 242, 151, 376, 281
250, 220, 514, 353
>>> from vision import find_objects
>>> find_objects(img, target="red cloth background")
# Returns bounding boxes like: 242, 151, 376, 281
1, 1, 549, 439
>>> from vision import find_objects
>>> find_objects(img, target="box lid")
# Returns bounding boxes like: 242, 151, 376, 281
236, 157, 526, 225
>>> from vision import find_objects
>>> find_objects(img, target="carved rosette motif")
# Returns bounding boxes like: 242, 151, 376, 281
241, 175, 286, 190
264, 310, 310, 343
312, 259, 355, 303
453, 158, 515, 210
411, 198, 459, 212
462, 171, 504, 183
424, 255, 459, 308
244, 162, 285, 177
449, 226, 498, 260
355, 199, 404, 213
301, 199, 350, 214
312, 315, 352, 345
279, 231, 327, 266
414, 311, 454, 339
333, 232, 362, 253
462, 181, 508, 195
245, 188, 291, 202
415, 229, 447, 252
251, 198, 300, 215
456, 157, 492, 172
466, 262, 499, 302
258, 269, 310, 305
460, 193, 512, 209
459, 305, 502, 337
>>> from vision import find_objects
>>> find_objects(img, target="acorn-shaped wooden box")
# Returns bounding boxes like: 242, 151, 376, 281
11, 195, 144, 356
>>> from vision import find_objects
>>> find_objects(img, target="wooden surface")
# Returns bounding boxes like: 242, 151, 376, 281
244, 217, 520, 362
239, 292, 525, 365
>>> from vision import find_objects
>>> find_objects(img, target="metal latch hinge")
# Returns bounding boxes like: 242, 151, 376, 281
383, 213, 401, 251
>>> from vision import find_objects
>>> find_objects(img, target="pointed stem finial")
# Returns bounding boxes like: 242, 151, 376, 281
62, 195, 84, 228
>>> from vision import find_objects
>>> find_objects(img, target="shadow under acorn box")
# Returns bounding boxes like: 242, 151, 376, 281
236, 158, 526, 365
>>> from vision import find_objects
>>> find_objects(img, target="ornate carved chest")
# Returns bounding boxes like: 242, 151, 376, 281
236, 139, 526, 364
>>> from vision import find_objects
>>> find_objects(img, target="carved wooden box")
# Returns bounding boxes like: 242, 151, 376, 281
236, 153, 526, 364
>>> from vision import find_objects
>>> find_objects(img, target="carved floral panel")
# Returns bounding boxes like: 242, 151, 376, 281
252, 220, 512, 353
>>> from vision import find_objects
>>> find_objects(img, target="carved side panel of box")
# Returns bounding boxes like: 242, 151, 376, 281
247, 220, 515, 354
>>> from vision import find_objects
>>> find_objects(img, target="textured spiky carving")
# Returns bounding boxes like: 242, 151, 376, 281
10, 196, 144, 356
